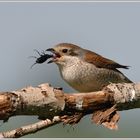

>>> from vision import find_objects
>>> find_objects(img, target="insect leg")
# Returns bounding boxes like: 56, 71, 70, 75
30, 62, 37, 69
34, 49, 41, 56
40, 50, 46, 55
28, 56, 38, 59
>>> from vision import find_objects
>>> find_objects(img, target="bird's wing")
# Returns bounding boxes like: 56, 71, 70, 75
84, 50, 129, 70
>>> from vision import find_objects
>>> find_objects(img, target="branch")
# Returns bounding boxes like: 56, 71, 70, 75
0, 116, 61, 138
0, 82, 139, 137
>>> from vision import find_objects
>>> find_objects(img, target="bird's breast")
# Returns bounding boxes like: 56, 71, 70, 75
58, 60, 127, 92
59, 60, 104, 92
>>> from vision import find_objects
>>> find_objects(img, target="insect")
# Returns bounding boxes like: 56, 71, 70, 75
29, 49, 53, 69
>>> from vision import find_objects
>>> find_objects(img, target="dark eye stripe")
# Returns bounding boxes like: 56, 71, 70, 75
62, 49, 68, 53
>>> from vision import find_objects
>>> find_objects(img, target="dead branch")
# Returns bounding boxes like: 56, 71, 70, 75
0, 82, 139, 138
0, 116, 61, 138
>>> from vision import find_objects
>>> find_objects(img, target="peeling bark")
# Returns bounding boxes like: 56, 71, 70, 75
0, 82, 140, 137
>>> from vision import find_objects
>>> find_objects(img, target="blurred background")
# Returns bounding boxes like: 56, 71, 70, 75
0, 2, 140, 138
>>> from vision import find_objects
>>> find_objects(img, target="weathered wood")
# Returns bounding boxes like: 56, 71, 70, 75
0, 116, 61, 138
0, 82, 140, 137
65, 91, 114, 112
104, 83, 140, 110
0, 84, 65, 120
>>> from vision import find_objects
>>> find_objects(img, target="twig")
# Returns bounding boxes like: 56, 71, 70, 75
0, 116, 61, 138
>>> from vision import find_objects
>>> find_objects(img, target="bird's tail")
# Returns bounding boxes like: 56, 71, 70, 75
119, 65, 130, 69
124, 76, 133, 83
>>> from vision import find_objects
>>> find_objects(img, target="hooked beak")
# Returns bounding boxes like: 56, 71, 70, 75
46, 48, 61, 63
46, 48, 55, 53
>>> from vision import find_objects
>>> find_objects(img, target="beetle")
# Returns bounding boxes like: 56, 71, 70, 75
30, 49, 53, 69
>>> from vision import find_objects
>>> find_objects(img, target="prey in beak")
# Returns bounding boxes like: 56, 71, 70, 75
29, 49, 53, 69
46, 48, 61, 63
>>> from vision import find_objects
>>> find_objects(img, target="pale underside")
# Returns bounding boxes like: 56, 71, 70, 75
57, 56, 130, 92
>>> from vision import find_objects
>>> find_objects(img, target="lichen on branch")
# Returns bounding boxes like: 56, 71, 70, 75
0, 82, 140, 138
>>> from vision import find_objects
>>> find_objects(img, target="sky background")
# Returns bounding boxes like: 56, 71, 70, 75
0, 2, 140, 138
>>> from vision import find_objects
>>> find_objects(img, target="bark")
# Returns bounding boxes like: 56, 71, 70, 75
0, 82, 140, 138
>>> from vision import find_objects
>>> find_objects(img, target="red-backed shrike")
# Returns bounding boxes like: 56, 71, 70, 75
47, 43, 132, 92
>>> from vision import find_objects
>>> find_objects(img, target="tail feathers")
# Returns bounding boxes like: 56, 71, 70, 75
115, 68, 133, 83
118, 65, 132, 83
124, 76, 133, 83
119, 65, 130, 69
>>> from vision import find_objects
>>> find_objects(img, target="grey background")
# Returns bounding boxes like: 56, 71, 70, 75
0, 2, 140, 138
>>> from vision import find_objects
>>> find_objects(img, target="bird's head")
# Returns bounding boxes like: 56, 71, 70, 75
46, 43, 84, 66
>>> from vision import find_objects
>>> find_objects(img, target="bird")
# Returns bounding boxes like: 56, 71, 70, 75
46, 43, 132, 92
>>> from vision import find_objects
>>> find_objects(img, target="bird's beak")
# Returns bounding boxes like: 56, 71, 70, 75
46, 48, 61, 63
46, 48, 55, 53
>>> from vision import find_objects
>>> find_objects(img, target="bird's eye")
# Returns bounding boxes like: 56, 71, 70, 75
62, 49, 68, 53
